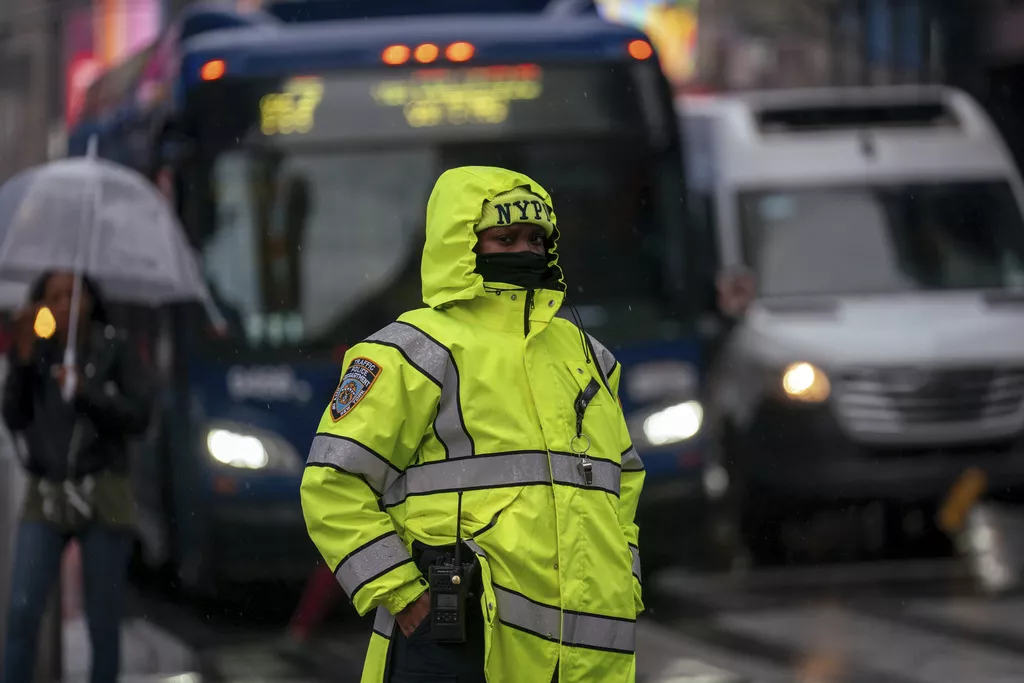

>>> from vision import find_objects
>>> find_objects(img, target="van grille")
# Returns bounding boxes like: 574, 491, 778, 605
835, 367, 1024, 438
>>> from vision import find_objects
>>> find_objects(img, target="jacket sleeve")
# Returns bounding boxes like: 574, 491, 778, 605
591, 335, 646, 616
300, 341, 440, 618
75, 337, 154, 436
3, 348, 36, 432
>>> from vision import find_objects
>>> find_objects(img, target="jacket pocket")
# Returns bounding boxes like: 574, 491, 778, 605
563, 360, 609, 407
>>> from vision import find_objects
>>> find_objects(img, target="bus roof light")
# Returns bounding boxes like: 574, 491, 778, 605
382, 45, 410, 65
446, 42, 475, 62
628, 39, 653, 60
200, 59, 226, 81
414, 43, 439, 63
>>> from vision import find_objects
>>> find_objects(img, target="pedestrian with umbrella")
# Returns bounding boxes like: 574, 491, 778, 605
0, 139, 221, 683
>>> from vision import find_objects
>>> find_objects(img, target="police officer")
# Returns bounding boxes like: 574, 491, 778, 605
301, 167, 645, 683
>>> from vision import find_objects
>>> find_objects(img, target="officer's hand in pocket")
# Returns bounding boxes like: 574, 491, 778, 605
396, 592, 430, 637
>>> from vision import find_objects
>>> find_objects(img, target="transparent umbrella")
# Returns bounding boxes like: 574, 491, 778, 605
0, 137, 223, 398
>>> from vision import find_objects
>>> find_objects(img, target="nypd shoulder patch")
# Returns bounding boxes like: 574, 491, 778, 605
330, 357, 382, 422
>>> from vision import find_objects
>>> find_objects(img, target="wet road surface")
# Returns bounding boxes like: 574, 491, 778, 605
129, 557, 1024, 682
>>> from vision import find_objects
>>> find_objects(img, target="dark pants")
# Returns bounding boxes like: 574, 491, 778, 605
2, 520, 132, 683
389, 615, 559, 683
388, 544, 558, 683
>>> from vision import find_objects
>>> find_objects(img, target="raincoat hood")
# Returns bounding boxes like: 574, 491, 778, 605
422, 166, 565, 310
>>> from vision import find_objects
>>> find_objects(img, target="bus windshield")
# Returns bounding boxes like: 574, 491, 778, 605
201, 139, 679, 357
193, 62, 686, 359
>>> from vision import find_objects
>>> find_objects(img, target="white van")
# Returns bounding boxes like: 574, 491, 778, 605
678, 86, 1024, 564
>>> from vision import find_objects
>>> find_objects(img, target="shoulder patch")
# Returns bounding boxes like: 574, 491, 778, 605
330, 357, 382, 421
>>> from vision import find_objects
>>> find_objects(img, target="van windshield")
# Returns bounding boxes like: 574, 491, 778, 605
738, 181, 1024, 297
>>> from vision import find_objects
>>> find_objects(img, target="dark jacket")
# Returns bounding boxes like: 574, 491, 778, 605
3, 323, 153, 482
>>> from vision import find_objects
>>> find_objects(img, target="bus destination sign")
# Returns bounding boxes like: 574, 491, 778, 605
259, 77, 325, 136
370, 64, 543, 128
234, 64, 640, 144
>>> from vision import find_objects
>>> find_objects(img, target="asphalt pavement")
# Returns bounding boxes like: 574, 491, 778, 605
110, 553, 1024, 683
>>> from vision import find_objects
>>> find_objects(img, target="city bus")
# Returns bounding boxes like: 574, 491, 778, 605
69, 0, 707, 594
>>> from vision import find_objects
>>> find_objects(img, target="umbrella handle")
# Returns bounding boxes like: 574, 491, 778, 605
61, 347, 78, 402
61, 373, 78, 402
61, 273, 83, 403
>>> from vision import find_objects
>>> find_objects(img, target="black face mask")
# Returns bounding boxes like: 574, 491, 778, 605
476, 251, 555, 290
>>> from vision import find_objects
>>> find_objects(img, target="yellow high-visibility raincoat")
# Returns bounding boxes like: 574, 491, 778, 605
301, 166, 645, 683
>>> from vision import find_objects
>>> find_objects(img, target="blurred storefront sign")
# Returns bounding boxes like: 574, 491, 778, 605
597, 0, 700, 88
66, 53, 101, 128
63, 0, 163, 130
96, 0, 162, 67
64, 9, 98, 129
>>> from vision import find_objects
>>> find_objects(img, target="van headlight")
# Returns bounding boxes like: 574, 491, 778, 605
781, 362, 831, 403
204, 421, 301, 473
630, 400, 703, 448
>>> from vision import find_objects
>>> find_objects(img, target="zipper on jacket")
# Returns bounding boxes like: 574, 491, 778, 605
523, 289, 535, 337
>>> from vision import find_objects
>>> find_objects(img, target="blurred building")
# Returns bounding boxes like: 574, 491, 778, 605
692, 0, 952, 91
981, 0, 1024, 171
3, 0, 1023, 179
0, 0, 58, 181
0, 0, 162, 183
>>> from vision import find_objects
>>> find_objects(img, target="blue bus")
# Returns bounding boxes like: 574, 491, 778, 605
69, 0, 708, 594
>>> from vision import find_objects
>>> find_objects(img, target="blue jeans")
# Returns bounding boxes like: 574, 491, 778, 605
2, 521, 132, 683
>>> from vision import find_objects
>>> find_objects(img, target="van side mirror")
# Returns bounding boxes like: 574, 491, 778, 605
715, 267, 757, 319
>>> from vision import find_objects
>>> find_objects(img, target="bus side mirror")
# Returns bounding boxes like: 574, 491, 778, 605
715, 267, 757, 319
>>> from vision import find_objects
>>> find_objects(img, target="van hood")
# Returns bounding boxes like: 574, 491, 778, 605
741, 292, 1024, 368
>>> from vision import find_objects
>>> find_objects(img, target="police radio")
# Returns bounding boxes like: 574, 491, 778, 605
428, 492, 479, 643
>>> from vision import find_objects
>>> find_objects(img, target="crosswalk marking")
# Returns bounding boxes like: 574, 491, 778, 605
655, 560, 967, 598
636, 619, 775, 683
719, 606, 1024, 683
129, 557, 1024, 683
906, 596, 1024, 641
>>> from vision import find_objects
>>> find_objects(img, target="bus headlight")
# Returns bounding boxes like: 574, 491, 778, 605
637, 400, 704, 447
204, 422, 301, 473
781, 362, 831, 403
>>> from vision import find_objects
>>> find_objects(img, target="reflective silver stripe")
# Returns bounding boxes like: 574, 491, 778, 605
382, 451, 551, 508
563, 611, 636, 653
495, 586, 562, 640
621, 447, 644, 472
436, 358, 474, 458
380, 451, 625, 507
373, 606, 396, 637
494, 586, 636, 653
586, 334, 618, 381
464, 538, 486, 557
306, 434, 398, 494
334, 533, 412, 596
549, 452, 620, 495
366, 322, 474, 459
630, 545, 641, 583
367, 322, 447, 386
